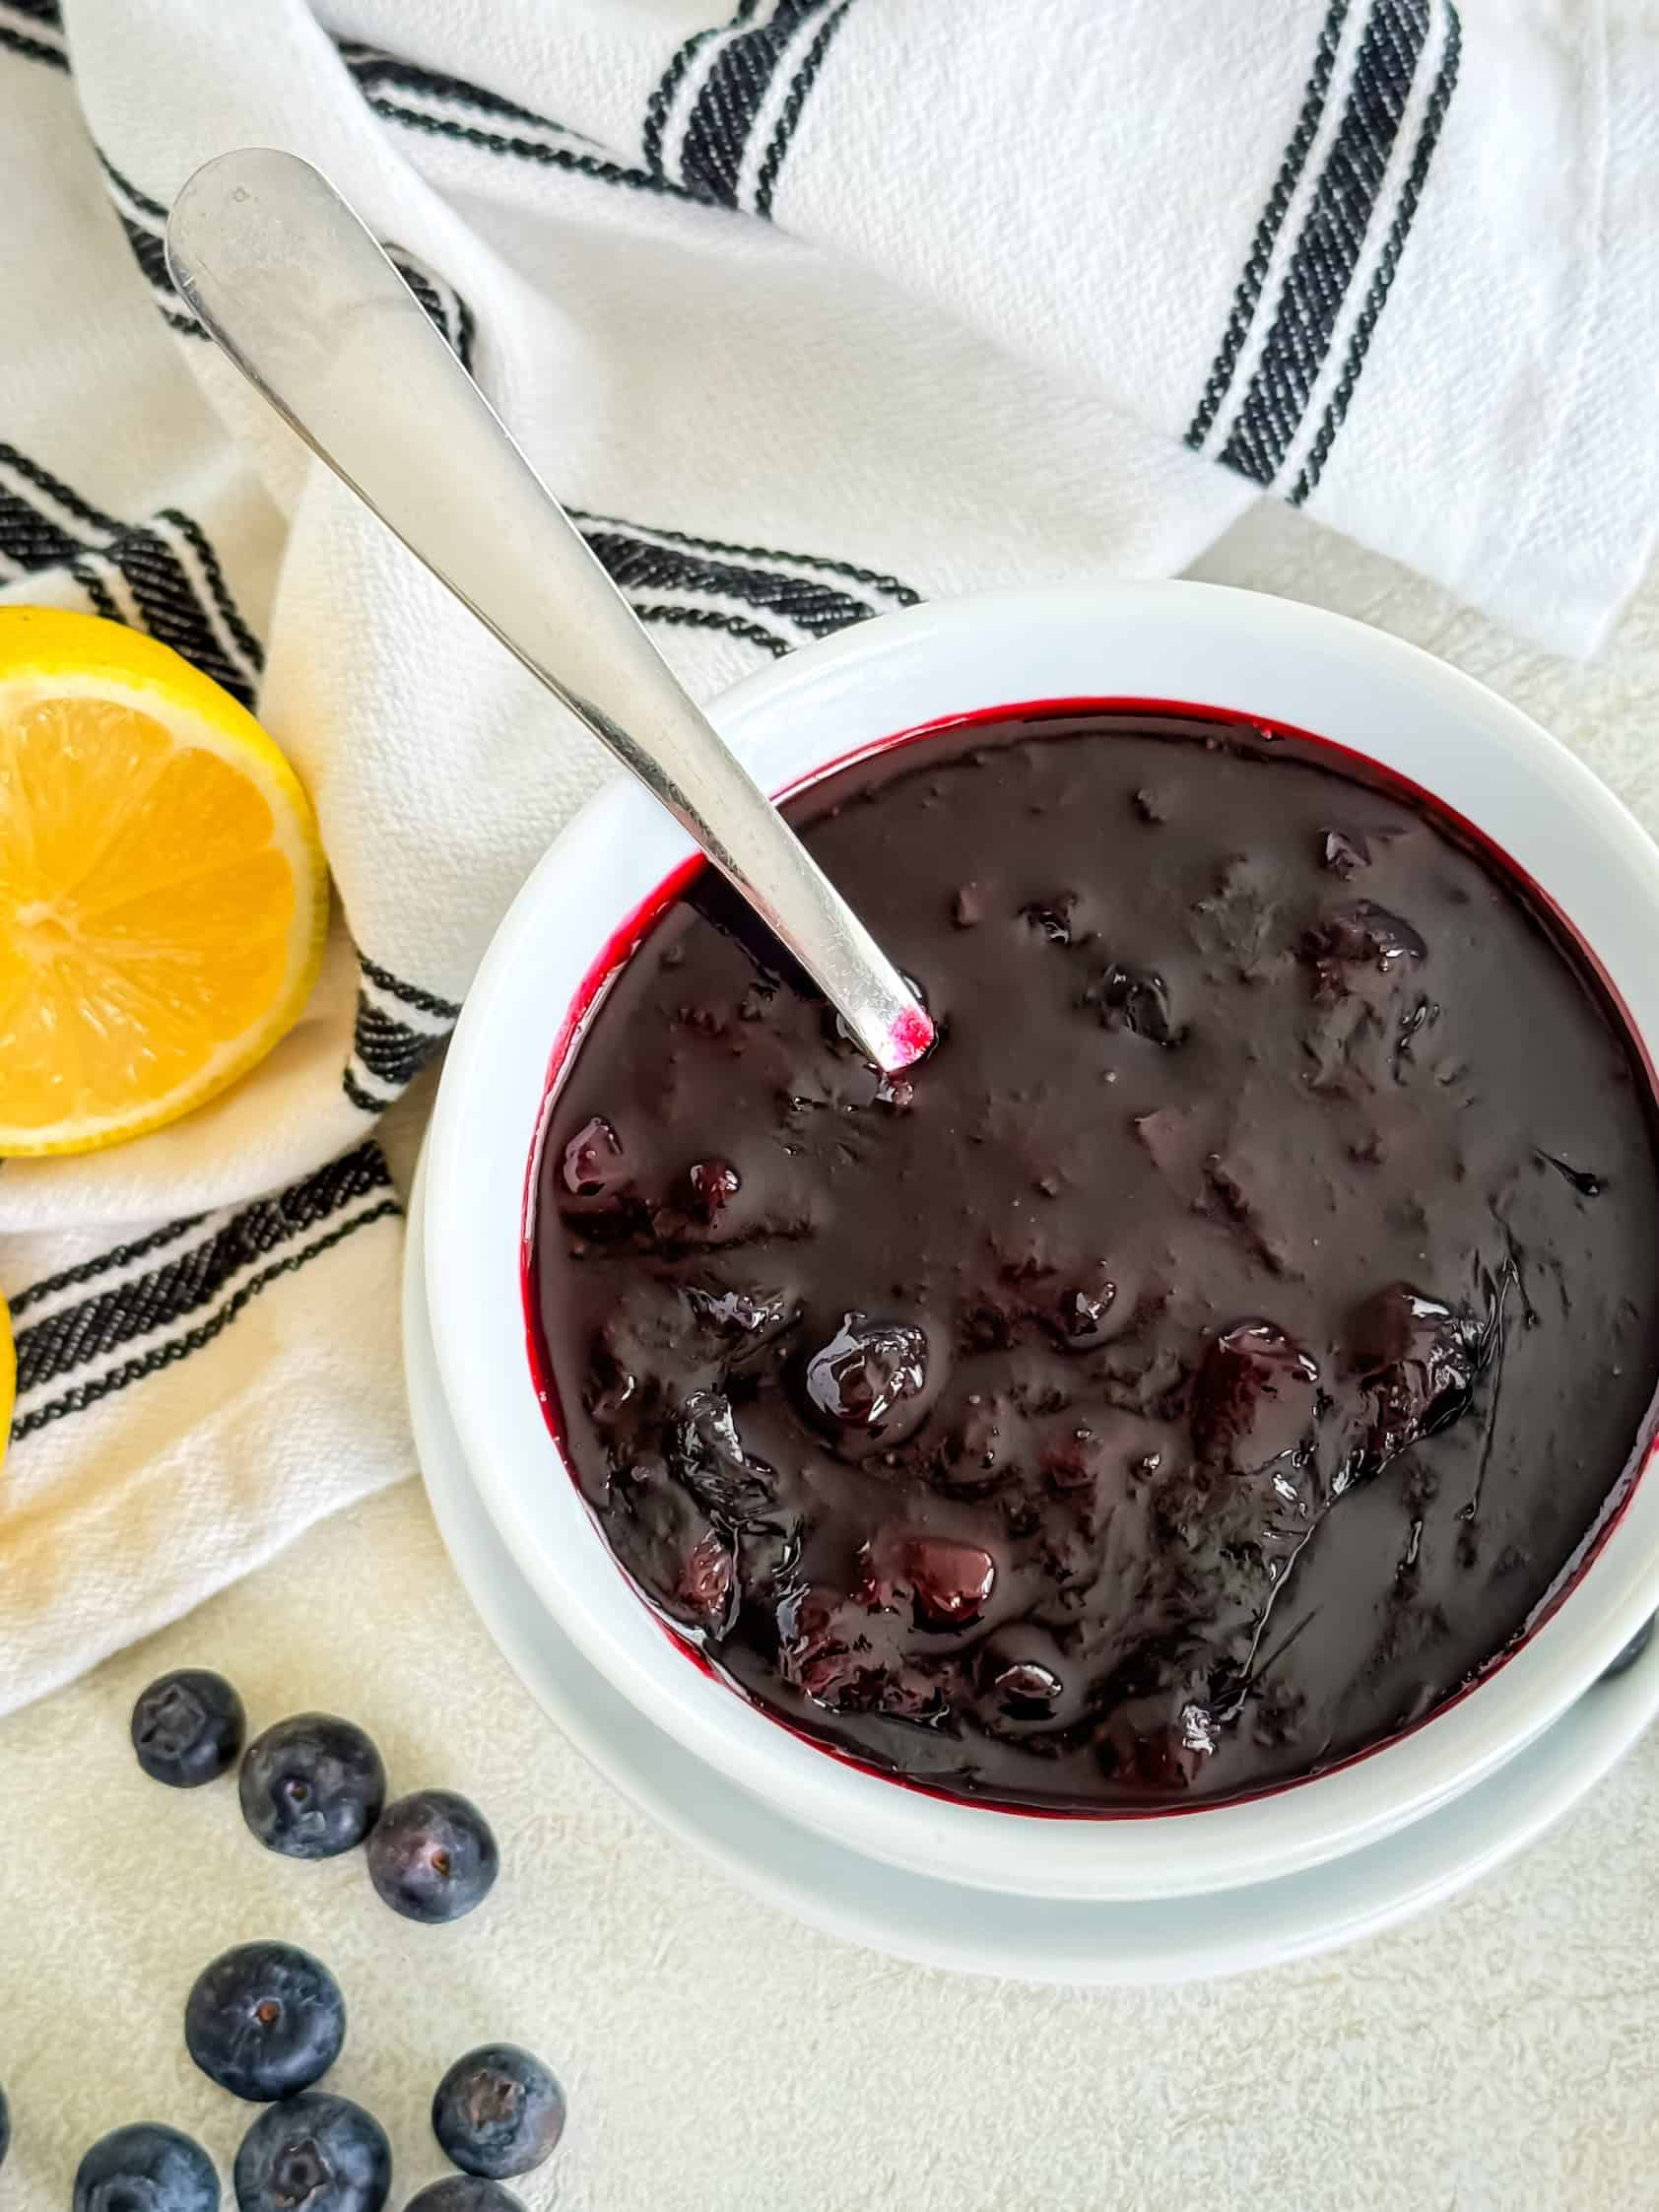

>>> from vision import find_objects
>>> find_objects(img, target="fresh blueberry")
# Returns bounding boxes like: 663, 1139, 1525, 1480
185, 1940, 346, 2102
73, 2122, 219, 2212
132, 1669, 245, 1788
366, 1789, 498, 1924
431, 2045, 566, 2178
405, 2185, 525, 2212
238, 1713, 385, 1860
233, 2093, 388, 2212
1602, 1614, 1656, 1681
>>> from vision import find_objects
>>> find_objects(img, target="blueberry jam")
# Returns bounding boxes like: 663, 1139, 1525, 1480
528, 713, 1659, 1809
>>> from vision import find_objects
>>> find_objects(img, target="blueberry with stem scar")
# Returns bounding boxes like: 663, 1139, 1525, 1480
366, 1790, 499, 1924
432, 2045, 566, 2179
233, 2094, 389, 2212
185, 1940, 345, 2102
73, 2124, 219, 2212
238, 1713, 385, 1860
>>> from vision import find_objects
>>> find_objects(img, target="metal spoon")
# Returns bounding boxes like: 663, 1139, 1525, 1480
165, 148, 934, 1075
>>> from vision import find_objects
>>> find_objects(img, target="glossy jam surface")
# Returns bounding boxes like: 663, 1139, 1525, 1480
529, 715, 1659, 1809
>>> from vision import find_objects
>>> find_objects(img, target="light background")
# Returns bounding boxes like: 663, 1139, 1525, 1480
6, 499, 1659, 2211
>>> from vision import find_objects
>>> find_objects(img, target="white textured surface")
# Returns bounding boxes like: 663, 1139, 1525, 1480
10, 506, 1659, 2209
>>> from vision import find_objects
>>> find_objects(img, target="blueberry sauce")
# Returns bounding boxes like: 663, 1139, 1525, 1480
529, 712, 1659, 1809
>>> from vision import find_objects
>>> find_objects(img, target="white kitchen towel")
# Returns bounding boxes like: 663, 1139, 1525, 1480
2, 0, 1657, 1714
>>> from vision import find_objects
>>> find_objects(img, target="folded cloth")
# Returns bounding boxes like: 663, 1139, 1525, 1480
2, 0, 1656, 1714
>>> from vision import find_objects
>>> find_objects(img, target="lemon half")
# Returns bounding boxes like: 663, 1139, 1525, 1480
0, 607, 328, 1156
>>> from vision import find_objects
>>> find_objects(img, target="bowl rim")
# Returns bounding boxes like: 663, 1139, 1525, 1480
426, 580, 1659, 1902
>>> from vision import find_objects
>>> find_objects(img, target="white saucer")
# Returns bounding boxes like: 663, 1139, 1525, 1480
405, 1153, 1659, 1984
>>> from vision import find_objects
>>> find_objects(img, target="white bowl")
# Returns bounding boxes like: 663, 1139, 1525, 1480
426, 582, 1659, 1904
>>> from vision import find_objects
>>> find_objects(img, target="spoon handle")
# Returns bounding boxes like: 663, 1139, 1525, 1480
166, 148, 932, 1074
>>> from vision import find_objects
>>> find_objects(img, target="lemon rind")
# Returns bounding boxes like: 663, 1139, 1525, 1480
0, 613, 331, 1157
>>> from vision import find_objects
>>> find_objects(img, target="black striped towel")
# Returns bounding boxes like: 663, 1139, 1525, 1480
2, 0, 1654, 1709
